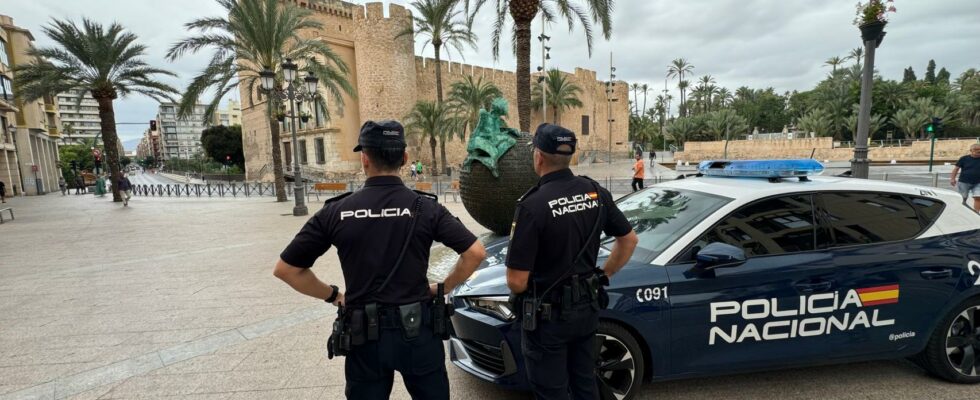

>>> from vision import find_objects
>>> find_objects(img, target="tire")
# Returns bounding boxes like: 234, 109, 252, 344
918, 296, 980, 383
596, 321, 645, 400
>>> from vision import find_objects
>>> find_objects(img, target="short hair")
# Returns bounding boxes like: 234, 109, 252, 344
362, 147, 406, 171
537, 145, 573, 168
971, 144, 980, 150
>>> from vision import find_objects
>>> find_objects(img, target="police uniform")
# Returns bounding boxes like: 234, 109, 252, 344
279, 120, 478, 400
507, 124, 632, 400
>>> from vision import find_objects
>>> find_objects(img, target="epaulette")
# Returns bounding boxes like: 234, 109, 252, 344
413, 190, 438, 202
323, 191, 352, 206
579, 175, 598, 183
517, 184, 540, 203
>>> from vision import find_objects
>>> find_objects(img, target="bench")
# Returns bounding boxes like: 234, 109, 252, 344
444, 180, 461, 202
310, 182, 348, 201
415, 182, 433, 192
0, 207, 13, 224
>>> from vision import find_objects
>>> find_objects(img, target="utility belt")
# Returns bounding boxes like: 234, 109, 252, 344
515, 271, 609, 331
327, 284, 454, 359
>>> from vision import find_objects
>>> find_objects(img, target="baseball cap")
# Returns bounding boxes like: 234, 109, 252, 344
532, 123, 576, 155
353, 120, 406, 152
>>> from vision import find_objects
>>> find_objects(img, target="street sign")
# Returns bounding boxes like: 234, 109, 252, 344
92, 148, 102, 160
31, 164, 39, 172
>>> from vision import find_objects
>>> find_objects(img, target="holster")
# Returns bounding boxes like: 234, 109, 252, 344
327, 307, 350, 359
431, 283, 454, 340
399, 302, 423, 339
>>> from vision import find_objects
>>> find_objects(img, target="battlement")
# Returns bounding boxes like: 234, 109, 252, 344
283, 0, 356, 19
354, 2, 411, 21
414, 56, 517, 80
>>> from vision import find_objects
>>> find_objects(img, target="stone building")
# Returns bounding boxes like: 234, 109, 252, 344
240, 0, 629, 181
0, 14, 61, 196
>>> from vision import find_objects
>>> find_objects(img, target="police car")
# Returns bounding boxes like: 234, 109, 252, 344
449, 160, 980, 399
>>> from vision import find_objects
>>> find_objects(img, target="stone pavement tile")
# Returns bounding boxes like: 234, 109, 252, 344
148, 353, 249, 376
283, 365, 345, 389
191, 369, 295, 394
0, 362, 102, 386
62, 383, 115, 400
98, 373, 210, 398
231, 350, 312, 372
0, 383, 34, 396
225, 387, 325, 400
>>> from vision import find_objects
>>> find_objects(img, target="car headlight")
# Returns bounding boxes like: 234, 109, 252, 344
465, 296, 515, 321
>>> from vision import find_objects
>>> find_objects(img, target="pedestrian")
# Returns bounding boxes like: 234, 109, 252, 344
94, 174, 106, 197
416, 160, 424, 180
274, 120, 486, 399
631, 153, 645, 192
506, 123, 638, 400
74, 176, 84, 195
410, 160, 418, 181
951, 143, 980, 212
650, 150, 656, 166
0, 180, 6, 203
117, 173, 133, 206
59, 176, 67, 195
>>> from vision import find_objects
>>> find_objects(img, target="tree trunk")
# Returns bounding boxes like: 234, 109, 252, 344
553, 108, 559, 126
429, 134, 438, 176
269, 118, 288, 202
434, 42, 444, 104
439, 135, 448, 177
93, 93, 122, 202
514, 21, 533, 133
643, 94, 648, 116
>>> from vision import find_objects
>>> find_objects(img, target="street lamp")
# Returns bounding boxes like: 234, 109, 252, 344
606, 53, 616, 166
537, 14, 550, 124
259, 58, 319, 216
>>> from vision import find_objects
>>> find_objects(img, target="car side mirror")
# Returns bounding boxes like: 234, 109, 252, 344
692, 243, 746, 275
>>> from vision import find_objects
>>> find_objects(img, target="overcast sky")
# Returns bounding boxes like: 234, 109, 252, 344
4, 0, 978, 148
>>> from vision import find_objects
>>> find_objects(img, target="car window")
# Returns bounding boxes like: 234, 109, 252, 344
818, 192, 922, 246
688, 194, 818, 258
908, 196, 945, 227
603, 188, 730, 261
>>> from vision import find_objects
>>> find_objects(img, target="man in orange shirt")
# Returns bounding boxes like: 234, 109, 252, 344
631, 153, 645, 192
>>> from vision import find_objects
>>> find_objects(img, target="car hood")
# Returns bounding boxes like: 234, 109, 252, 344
454, 265, 510, 297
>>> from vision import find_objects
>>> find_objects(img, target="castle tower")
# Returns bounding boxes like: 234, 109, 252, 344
352, 3, 417, 133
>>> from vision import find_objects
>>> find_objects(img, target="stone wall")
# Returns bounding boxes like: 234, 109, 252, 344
675, 137, 979, 163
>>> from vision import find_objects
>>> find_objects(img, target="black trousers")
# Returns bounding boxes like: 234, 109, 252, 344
631, 178, 644, 192
345, 321, 449, 400
521, 303, 599, 400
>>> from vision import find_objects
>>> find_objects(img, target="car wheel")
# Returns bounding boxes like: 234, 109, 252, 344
919, 297, 980, 383
596, 321, 645, 400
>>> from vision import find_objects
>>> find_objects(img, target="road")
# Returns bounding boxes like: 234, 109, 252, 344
127, 171, 185, 186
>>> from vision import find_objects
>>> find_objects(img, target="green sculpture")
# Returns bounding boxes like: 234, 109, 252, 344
462, 98, 522, 178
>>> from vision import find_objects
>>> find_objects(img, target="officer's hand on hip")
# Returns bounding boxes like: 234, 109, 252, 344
429, 283, 439, 297
332, 292, 345, 307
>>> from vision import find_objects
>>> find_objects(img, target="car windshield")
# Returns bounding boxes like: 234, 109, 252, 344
601, 187, 731, 261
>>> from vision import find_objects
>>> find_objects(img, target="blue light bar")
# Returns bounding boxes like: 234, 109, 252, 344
697, 159, 825, 179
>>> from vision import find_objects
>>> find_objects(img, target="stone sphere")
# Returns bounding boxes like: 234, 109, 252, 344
459, 132, 538, 236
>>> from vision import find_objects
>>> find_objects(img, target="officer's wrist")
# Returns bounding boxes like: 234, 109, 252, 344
325, 284, 340, 303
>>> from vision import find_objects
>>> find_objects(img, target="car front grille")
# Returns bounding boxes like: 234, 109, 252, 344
459, 339, 506, 376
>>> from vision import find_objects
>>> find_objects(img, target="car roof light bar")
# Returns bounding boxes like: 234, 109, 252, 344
697, 159, 825, 180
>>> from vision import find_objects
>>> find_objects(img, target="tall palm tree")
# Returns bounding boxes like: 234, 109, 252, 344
715, 87, 733, 108
666, 117, 699, 145
677, 80, 690, 116
467, 0, 613, 133
667, 58, 695, 116
531, 69, 584, 124
167, 0, 355, 202
400, 0, 477, 175
798, 108, 834, 137
448, 76, 502, 140
848, 47, 864, 67
705, 109, 748, 141
824, 56, 845, 73
892, 108, 928, 139
630, 83, 641, 116
14, 19, 177, 202
641, 84, 649, 115
846, 104, 886, 140
404, 100, 462, 173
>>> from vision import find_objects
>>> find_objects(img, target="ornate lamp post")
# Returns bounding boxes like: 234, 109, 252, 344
606, 53, 616, 165
851, 0, 894, 179
260, 58, 319, 216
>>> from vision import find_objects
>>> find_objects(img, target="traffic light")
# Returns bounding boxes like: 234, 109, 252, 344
932, 117, 944, 133
150, 120, 157, 131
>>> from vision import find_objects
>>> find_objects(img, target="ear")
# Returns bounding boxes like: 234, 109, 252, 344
360, 152, 369, 170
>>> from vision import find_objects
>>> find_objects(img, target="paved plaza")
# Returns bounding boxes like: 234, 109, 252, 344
0, 170, 977, 400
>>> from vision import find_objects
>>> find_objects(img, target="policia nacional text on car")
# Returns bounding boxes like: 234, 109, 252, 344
507, 124, 639, 400
273, 120, 487, 400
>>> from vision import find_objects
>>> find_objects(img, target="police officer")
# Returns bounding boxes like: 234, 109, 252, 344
507, 123, 638, 400
274, 120, 487, 400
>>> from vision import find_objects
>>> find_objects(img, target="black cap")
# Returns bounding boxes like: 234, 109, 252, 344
353, 120, 406, 152
533, 123, 576, 155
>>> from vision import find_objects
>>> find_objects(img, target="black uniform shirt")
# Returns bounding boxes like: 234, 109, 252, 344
957, 155, 980, 184
280, 176, 477, 307
506, 169, 632, 290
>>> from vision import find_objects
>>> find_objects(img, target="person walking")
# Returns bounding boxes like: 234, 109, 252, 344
416, 161, 424, 181
59, 176, 67, 195
632, 153, 645, 192
951, 143, 980, 212
650, 150, 656, 166
74, 176, 84, 195
410, 160, 418, 181
506, 123, 638, 400
94, 174, 106, 197
117, 173, 133, 206
0, 180, 6, 203
274, 120, 486, 400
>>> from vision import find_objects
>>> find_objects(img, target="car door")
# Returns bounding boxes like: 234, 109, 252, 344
666, 193, 840, 375
815, 192, 960, 356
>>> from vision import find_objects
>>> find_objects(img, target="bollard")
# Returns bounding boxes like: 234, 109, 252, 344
883, 173, 888, 181
933, 172, 939, 188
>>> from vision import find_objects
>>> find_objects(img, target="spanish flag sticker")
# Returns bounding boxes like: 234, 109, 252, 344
857, 284, 900, 306
587, 192, 599, 200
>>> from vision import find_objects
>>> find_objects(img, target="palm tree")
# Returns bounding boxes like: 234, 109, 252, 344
666, 117, 699, 145
667, 58, 695, 116
448, 75, 502, 140
467, 0, 613, 133
797, 108, 834, 137
531, 69, 584, 124
704, 109, 748, 141
846, 104, 886, 140
14, 19, 177, 202
404, 101, 463, 173
167, 0, 355, 202
874, 79, 910, 115
629, 83, 641, 116
848, 47, 864, 67
677, 80, 690, 116
907, 97, 951, 139
824, 56, 845, 73
641, 84, 650, 116
715, 87, 733, 108
399, 0, 477, 175
892, 108, 928, 139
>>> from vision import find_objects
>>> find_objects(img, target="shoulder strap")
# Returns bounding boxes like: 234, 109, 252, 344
413, 189, 438, 202
376, 194, 424, 293
517, 183, 540, 203
324, 191, 353, 205
533, 180, 604, 299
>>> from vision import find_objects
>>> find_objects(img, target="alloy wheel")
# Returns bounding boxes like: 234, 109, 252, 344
596, 333, 636, 400
946, 305, 980, 376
